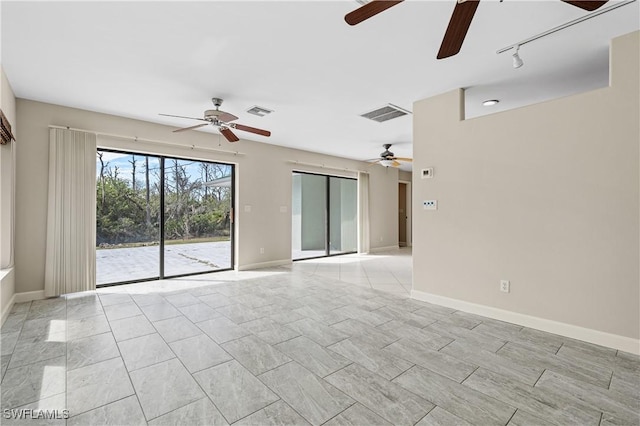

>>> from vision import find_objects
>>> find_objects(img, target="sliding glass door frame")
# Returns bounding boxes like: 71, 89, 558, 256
292, 170, 357, 261
96, 148, 235, 287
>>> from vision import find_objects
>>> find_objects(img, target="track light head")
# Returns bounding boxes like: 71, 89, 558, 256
512, 46, 524, 69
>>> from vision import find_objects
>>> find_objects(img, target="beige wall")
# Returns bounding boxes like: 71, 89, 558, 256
412, 31, 639, 340
15, 99, 400, 293
1, 66, 17, 321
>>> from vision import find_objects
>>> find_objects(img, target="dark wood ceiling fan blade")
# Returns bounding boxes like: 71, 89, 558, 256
232, 123, 271, 137
173, 123, 209, 133
561, 0, 608, 11
345, 0, 404, 26
159, 113, 207, 122
437, 0, 480, 60
220, 127, 240, 143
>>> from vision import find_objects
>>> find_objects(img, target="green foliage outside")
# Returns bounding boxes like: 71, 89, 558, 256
96, 153, 231, 248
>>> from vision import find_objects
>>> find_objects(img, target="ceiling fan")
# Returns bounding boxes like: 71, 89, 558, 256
345, 0, 609, 59
160, 98, 271, 143
368, 144, 413, 167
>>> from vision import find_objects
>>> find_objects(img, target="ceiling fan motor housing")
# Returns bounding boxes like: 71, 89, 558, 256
204, 110, 224, 120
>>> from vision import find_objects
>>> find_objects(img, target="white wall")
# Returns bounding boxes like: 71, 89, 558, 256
0, 66, 17, 323
412, 32, 639, 351
14, 99, 400, 293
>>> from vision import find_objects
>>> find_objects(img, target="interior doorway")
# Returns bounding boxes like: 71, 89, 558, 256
399, 182, 407, 246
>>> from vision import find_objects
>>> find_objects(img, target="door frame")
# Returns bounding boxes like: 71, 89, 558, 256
399, 179, 412, 247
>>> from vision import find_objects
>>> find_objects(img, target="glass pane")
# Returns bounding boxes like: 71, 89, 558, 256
329, 177, 357, 255
163, 159, 232, 276
96, 151, 160, 284
292, 173, 327, 259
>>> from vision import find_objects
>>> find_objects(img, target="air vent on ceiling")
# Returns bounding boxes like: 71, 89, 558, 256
355, 0, 369, 5
360, 104, 411, 123
246, 105, 273, 117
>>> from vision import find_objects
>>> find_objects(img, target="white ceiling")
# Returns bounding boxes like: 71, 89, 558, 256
2, 1, 639, 171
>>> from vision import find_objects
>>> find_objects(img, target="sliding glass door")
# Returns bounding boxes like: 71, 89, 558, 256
163, 159, 233, 276
292, 172, 357, 260
96, 149, 234, 285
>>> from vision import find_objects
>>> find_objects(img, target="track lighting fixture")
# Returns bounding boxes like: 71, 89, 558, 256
512, 46, 524, 69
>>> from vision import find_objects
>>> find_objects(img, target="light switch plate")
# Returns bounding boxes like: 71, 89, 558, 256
421, 168, 434, 179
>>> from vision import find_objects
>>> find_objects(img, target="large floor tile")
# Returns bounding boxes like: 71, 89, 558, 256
66, 315, 111, 341
103, 302, 143, 322
241, 317, 301, 345
1, 356, 66, 409
196, 316, 250, 344
325, 363, 433, 426
328, 338, 413, 380
66, 332, 120, 370
463, 368, 601, 426
2, 393, 67, 426
441, 340, 543, 386
68, 395, 146, 426
383, 338, 476, 383
152, 315, 202, 343
130, 358, 205, 420
139, 302, 181, 322
330, 319, 399, 348
393, 365, 515, 425
118, 333, 175, 371
110, 314, 156, 342
169, 334, 232, 373
415, 406, 472, 426
275, 336, 352, 378
221, 335, 291, 375
8, 339, 65, 369
285, 318, 349, 347
177, 303, 221, 323
148, 397, 228, 425
259, 362, 354, 425
234, 400, 309, 426
67, 357, 134, 416
324, 403, 392, 426
193, 360, 279, 424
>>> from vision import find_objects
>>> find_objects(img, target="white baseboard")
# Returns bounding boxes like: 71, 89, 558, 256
1, 293, 16, 325
237, 259, 292, 271
370, 245, 400, 253
14, 290, 46, 304
411, 289, 640, 355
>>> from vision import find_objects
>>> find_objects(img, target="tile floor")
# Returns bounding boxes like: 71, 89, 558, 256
1, 249, 638, 425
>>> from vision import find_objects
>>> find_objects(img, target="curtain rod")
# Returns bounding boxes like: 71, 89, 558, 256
287, 160, 368, 174
48, 125, 245, 156
496, 0, 636, 54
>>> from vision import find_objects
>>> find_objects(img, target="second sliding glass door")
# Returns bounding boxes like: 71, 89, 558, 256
292, 172, 357, 260
96, 150, 234, 286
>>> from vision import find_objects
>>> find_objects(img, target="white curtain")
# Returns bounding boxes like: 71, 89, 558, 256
45, 129, 96, 297
357, 171, 370, 254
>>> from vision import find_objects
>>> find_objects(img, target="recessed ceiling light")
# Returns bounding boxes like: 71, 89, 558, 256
482, 99, 500, 106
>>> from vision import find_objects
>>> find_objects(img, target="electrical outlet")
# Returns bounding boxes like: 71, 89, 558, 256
423, 200, 437, 210
500, 280, 510, 293
259, 247, 265, 254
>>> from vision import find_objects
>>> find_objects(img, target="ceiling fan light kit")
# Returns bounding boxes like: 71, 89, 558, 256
368, 143, 413, 168
160, 98, 271, 143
